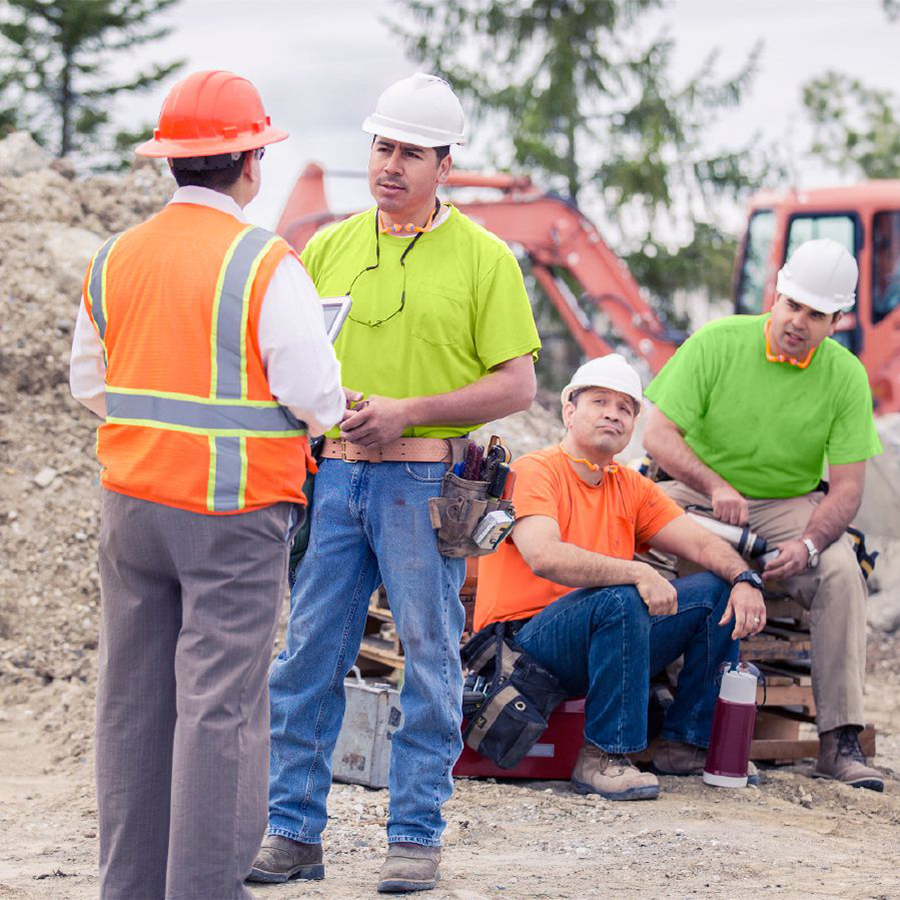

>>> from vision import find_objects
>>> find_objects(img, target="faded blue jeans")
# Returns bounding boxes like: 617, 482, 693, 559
267, 459, 466, 847
515, 573, 738, 753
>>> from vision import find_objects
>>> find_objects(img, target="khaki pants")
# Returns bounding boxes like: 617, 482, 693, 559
656, 481, 867, 734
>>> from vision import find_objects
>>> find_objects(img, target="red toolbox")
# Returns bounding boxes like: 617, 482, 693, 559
454, 699, 586, 780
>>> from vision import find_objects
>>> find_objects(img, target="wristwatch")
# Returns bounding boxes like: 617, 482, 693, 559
733, 570, 764, 592
801, 537, 820, 569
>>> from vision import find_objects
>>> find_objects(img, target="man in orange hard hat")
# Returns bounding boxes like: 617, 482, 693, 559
70, 70, 344, 899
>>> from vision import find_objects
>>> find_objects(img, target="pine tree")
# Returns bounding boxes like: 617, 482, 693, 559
0, 0, 184, 158
392, 0, 784, 314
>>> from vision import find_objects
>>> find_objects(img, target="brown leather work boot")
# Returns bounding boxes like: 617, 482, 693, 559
651, 739, 760, 785
571, 741, 659, 800
377, 843, 441, 893
246, 834, 324, 883
813, 726, 884, 792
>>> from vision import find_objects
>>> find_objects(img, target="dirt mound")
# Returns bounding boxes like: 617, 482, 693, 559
0, 134, 173, 754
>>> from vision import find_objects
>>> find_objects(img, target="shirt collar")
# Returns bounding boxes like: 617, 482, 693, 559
168, 185, 247, 223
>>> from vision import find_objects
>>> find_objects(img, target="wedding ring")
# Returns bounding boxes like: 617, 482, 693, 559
753, 616, 761, 623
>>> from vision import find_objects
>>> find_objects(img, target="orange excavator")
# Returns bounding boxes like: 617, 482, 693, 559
277, 165, 900, 415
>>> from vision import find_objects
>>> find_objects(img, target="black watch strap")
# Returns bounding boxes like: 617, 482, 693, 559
733, 570, 764, 592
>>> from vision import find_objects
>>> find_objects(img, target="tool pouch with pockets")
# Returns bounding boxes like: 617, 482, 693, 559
460, 621, 568, 769
428, 471, 515, 558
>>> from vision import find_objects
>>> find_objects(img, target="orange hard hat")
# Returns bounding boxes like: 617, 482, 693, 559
135, 70, 288, 158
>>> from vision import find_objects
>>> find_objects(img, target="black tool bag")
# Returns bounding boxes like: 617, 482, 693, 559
288, 437, 324, 587
460, 622, 568, 769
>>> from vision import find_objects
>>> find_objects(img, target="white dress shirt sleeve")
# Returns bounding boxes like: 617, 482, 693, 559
258, 254, 345, 436
70, 297, 107, 419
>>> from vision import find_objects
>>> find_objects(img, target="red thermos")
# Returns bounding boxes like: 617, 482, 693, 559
703, 663, 759, 788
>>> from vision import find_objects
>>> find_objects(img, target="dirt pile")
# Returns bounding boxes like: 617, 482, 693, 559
0, 134, 174, 750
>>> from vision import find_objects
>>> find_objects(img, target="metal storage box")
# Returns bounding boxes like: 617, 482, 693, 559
332, 668, 403, 788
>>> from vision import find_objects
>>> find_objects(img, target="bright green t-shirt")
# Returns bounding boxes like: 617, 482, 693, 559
301, 205, 541, 438
644, 315, 882, 498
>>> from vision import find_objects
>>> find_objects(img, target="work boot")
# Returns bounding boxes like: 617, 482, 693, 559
651, 739, 761, 786
246, 834, 325, 883
377, 843, 441, 893
570, 742, 659, 800
813, 726, 884, 792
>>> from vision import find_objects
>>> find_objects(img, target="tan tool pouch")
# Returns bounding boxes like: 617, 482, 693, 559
428, 471, 515, 558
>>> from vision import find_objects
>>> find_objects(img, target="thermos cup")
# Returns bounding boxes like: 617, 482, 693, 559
703, 662, 761, 788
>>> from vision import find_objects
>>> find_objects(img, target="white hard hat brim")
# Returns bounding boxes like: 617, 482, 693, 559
362, 114, 466, 148
561, 380, 643, 411
775, 270, 855, 314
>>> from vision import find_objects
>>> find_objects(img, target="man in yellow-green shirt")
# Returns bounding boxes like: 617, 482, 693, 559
252, 74, 540, 893
643, 238, 883, 792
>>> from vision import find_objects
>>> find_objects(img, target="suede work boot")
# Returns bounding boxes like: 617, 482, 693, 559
813, 726, 884, 792
246, 834, 325, 883
571, 742, 659, 800
377, 843, 441, 893
651, 739, 760, 786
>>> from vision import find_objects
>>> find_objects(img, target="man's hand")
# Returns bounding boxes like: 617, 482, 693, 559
710, 482, 749, 526
634, 564, 678, 616
340, 395, 411, 447
342, 387, 364, 411
763, 539, 809, 582
719, 583, 767, 640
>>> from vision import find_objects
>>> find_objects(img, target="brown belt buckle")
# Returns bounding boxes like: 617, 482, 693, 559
339, 438, 351, 462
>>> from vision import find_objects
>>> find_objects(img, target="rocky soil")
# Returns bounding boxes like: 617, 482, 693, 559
0, 132, 898, 899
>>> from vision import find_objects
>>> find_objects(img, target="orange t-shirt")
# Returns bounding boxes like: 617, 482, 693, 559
474, 445, 683, 631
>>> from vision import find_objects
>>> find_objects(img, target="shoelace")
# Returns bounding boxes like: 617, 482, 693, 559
836, 727, 866, 762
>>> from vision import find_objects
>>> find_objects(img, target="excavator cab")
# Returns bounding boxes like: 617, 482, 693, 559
735, 183, 900, 414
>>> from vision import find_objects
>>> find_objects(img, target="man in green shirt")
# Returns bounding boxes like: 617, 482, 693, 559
250, 74, 541, 892
644, 238, 883, 791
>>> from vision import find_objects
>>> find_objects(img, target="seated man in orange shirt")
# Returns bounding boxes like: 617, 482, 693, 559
474, 355, 768, 800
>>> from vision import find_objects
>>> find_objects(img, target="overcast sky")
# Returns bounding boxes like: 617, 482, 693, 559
113, 0, 900, 230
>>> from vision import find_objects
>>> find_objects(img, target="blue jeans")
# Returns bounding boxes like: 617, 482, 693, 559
515, 572, 737, 753
268, 459, 466, 847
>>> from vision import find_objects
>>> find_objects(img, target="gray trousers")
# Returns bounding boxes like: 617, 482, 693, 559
95, 490, 293, 900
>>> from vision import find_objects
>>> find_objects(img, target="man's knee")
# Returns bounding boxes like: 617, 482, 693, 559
593, 585, 650, 632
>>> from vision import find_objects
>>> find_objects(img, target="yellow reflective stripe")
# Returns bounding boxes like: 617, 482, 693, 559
105, 417, 306, 438
99, 235, 121, 348
207, 435, 217, 512
209, 226, 254, 399
238, 435, 248, 510
106, 385, 281, 408
240, 236, 280, 399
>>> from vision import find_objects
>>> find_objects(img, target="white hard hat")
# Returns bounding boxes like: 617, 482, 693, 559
362, 72, 466, 148
775, 239, 858, 314
561, 354, 643, 410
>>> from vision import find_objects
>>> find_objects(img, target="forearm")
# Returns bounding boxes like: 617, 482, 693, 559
644, 418, 727, 497
803, 487, 861, 550
522, 539, 647, 589
405, 358, 535, 428
689, 530, 748, 584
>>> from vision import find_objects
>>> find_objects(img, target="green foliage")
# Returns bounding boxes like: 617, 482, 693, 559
0, 0, 184, 159
391, 0, 782, 323
802, 70, 900, 180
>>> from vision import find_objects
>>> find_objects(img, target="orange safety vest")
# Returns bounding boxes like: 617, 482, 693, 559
82, 202, 315, 515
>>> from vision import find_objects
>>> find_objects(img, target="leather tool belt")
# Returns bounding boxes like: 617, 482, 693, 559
320, 437, 458, 464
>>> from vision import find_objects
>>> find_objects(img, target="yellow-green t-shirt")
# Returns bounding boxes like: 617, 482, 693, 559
644, 315, 882, 498
301, 205, 541, 438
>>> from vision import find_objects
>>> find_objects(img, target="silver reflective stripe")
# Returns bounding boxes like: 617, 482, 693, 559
213, 436, 242, 511
89, 234, 119, 340
106, 391, 300, 434
215, 227, 275, 399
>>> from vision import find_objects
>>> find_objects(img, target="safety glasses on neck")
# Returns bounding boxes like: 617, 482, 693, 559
344, 198, 441, 328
